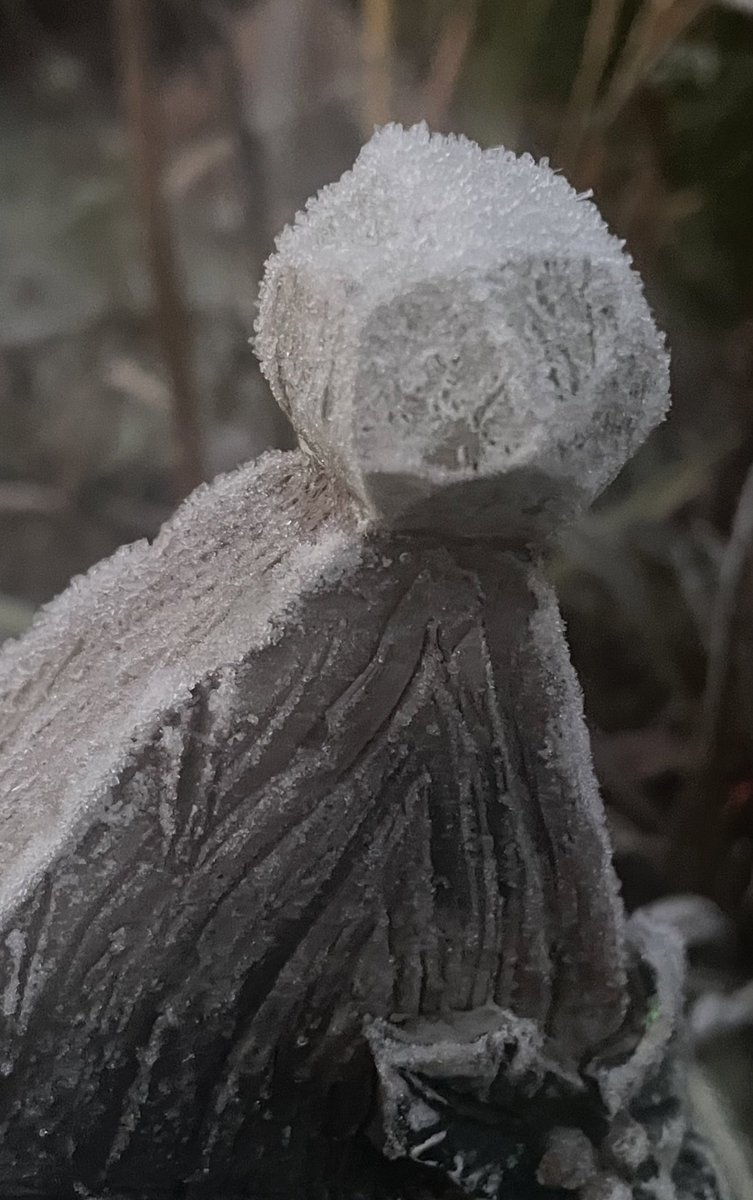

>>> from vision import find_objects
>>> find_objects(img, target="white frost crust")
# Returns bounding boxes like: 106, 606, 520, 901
0, 452, 358, 914
256, 122, 670, 539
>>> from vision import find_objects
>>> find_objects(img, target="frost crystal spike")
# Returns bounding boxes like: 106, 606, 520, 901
0, 126, 723, 1200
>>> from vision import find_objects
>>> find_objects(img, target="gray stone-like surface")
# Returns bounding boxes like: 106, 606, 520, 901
256, 124, 670, 540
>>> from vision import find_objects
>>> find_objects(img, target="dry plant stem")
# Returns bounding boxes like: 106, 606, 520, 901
556, 0, 625, 183
488, 0, 557, 152
361, 0, 392, 133
206, 2, 272, 280
420, 1, 478, 131
671, 456, 753, 892
113, 0, 204, 501
599, 0, 708, 129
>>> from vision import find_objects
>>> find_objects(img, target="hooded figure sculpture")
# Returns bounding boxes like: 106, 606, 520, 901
0, 125, 723, 1200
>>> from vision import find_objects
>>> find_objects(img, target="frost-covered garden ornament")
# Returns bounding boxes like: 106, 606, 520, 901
0, 125, 724, 1199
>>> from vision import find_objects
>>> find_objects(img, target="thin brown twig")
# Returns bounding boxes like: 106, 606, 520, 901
361, 0, 392, 134
670, 456, 753, 892
599, 0, 708, 128
556, 0, 625, 182
113, 0, 204, 501
420, 1, 479, 132
558, 0, 709, 190
204, 1, 273, 281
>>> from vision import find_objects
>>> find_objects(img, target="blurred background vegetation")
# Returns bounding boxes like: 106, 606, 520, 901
1, 0, 753, 1183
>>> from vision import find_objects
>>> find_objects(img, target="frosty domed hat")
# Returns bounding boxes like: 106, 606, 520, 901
256, 123, 669, 541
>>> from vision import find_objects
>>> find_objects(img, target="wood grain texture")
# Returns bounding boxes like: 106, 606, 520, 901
0, 452, 722, 1199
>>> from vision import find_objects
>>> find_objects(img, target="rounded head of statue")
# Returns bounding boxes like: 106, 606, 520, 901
256, 123, 669, 543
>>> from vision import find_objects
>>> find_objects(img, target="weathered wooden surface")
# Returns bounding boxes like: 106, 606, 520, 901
0, 450, 619, 1191
0, 450, 725, 1199
0, 126, 725, 1198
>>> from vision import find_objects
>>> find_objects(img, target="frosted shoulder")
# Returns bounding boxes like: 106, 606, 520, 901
256, 123, 669, 541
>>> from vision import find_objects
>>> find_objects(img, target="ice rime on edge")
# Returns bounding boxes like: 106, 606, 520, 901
256, 122, 670, 541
